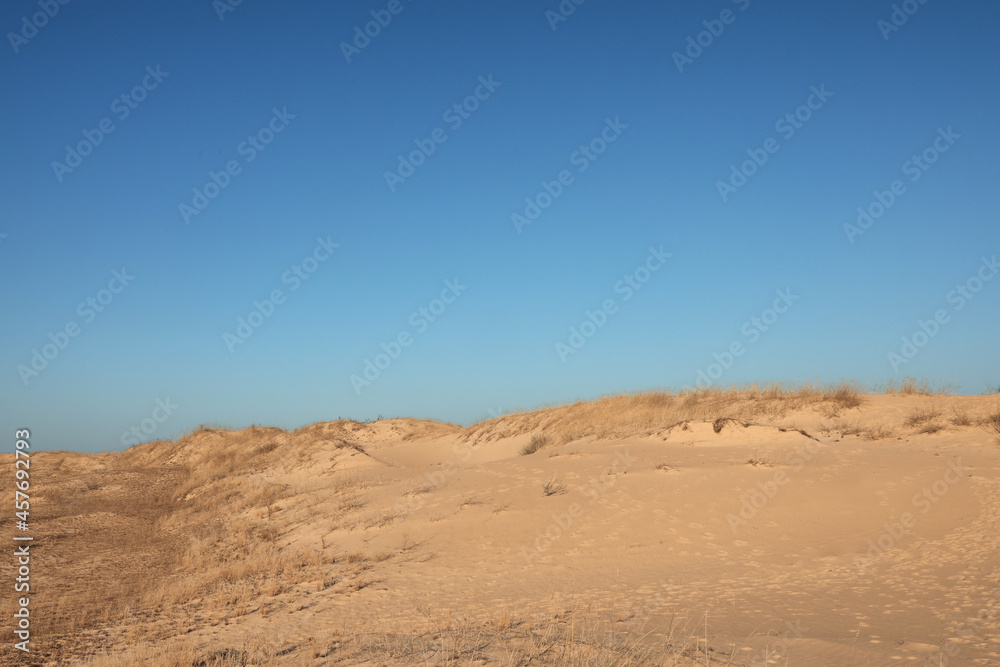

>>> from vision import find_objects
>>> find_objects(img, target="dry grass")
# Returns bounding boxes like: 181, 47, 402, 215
75, 609, 709, 666
827, 421, 895, 440
904, 407, 940, 427
882, 377, 953, 395
865, 424, 895, 440
985, 412, 1000, 436
464, 382, 866, 447
543, 475, 568, 496
13, 386, 990, 665
904, 407, 956, 435
0, 422, 394, 664
76, 634, 279, 666
951, 409, 974, 427
521, 432, 549, 455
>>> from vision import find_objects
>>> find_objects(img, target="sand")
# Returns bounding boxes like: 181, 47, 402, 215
3, 390, 999, 665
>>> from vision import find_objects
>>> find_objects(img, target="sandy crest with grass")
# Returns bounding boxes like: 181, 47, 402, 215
2, 383, 1000, 665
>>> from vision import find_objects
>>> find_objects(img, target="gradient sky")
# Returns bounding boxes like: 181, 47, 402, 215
2, 0, 998, 452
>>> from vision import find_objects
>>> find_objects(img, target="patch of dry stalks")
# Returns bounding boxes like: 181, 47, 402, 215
75, 607, 714, 666
463, 382, 867, 449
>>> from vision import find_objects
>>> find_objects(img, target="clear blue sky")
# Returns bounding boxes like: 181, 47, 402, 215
2, 0, 998, 452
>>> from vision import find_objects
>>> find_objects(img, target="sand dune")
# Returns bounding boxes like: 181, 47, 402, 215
3, 387, 1000, 665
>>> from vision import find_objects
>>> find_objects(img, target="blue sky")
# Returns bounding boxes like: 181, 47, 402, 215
2, 0, 998, 452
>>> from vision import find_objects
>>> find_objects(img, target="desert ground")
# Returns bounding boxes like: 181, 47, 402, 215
3, 384, 1000, 666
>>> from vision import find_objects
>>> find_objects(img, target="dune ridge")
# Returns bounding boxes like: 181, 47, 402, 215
3, 384, 1000, 665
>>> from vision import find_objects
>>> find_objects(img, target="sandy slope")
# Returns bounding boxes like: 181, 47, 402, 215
3, 392, 1000, 665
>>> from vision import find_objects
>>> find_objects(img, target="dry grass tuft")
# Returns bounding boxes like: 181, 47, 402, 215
334, 438, 366, 453
830, 383, 865, 408
883, 377, 953, 395
984, 412, 1000, 436
713, 417, 747, 433
951, 409, 974, 427
520, 432, 549, 455
829, 421, 894, 440
905, 408, 940, 427
865, 424, 895, 440
905, 407, 947, 434
542, 476, 568, 496
746, 450, 773, 467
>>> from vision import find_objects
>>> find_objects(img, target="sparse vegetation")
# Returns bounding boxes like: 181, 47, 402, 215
465, 382, 869, 447
865, 424, 895, 440
542, 475, 568, 496
985, 411, 1000, 436
75, 609, 709, 666
905, 407, 940, 427
830, 383, 865, 408
904, 407, 947, 434
951, 409, 974, 426
827, 421, 894, 440
9, 387, 997, 665
883, 377, 953, 395
746, 450, 773, 467
520, 432, 549, 455
332, 437, 366, 452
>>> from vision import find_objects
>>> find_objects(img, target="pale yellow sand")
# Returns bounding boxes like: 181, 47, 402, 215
3, 389, 999, 665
